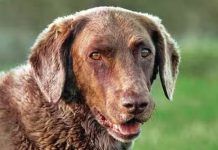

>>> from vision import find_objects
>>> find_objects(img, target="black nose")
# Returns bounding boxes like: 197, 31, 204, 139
122, 99, 149, 114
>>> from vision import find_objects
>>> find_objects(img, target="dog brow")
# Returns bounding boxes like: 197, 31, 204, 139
128, 36, 152, 50
88, 36, 116, 51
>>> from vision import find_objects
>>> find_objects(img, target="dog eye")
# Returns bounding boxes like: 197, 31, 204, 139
90, 52, 102, 60
140, 48, 151, 58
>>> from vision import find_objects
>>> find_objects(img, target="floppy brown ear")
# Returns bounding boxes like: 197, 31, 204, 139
29, 16, 87, 103
157, 29, 180, 101
144, 15, 180, 100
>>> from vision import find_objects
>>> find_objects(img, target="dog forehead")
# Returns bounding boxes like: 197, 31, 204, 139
86, 11, 145, 34
77, 13, 151, 46
71, 8, 156, 55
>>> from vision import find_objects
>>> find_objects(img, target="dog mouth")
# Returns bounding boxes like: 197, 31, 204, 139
93, 109, 141, 142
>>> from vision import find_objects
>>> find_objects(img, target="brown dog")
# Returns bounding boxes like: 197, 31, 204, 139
0, 7, 180, 150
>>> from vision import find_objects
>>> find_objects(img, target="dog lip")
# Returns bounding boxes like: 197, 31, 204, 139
113, 121, 141, 135
93, 108, 142, 141
107, 125, 140, 141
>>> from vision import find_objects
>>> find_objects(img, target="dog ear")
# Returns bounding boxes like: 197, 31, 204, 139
29, 17, 87, 103
145, 15, 180, 101
157, 28, 180, 101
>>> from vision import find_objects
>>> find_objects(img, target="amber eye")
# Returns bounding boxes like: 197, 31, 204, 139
141, 48, 151, 58
90, 52, 102, 60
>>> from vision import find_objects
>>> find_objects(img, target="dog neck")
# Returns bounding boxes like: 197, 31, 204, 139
12, 99, 132, 149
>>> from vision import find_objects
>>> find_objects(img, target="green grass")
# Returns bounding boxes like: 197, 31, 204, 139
1, 38, 218, 150
134, 75, 218, 150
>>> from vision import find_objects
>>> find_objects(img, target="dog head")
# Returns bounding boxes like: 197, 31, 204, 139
29, 7, 180, 143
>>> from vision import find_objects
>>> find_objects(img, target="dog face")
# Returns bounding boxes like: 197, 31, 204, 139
29, 7, 180, 143
72, 12, 156, 142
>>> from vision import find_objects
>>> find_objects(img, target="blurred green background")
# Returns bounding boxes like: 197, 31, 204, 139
0, 0, 218, 149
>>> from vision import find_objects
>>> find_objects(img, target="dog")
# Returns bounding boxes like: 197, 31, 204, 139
0, 7, 180, 150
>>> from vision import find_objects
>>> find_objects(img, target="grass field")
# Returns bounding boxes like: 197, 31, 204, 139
0, 38, 218, 150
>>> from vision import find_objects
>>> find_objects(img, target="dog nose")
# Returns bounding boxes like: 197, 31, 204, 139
122, 98, 148, 114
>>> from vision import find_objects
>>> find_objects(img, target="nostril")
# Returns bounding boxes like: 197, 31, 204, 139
139, 102, 148, 108
138, 101, 148, 111
122, 102, 136, 112
123, 102, 134, 109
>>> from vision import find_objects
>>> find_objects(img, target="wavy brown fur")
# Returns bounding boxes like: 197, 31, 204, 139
0, 66, 131, 150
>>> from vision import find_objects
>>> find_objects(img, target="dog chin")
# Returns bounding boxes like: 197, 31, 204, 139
93, 108, 141, 143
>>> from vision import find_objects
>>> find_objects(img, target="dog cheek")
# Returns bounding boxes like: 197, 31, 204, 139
106, 102, 123, 124
103, 86, 125, 124
88, 64, 116, 115
81, 67, 107, 112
